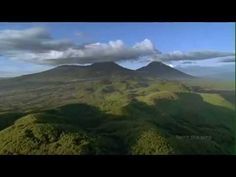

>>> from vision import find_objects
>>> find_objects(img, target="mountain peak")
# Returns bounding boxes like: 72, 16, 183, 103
147, 61, 165, 66
137, 61, 193, 79
138, 62, 170, 72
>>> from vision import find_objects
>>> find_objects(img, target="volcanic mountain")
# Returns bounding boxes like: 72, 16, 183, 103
4, 62, 135, 82
0, 62, 137, 93
0, 61, 194, 92
137, 61, 193, 79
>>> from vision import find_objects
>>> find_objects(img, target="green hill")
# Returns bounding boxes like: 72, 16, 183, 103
0, 62, 235, 155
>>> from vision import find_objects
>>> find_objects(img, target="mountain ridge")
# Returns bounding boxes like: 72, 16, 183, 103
0, 61, 194, 85
137, 61, 193, 79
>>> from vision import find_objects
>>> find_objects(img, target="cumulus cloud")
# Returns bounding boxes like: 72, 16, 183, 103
44, 39, 158, 65
0, 27, 234, 66
151, 50, 235, 62
0, 27, 158, 65
0, 27, 75, 52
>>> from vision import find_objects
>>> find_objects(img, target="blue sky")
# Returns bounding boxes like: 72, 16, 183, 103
0, 22, 234, 52
0, 22, 235, 78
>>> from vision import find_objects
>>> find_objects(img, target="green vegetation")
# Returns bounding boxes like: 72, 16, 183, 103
0, 62, 235, 155
200, 93, 234, 110
182, 78, 235, 90
131, 130, 174, 155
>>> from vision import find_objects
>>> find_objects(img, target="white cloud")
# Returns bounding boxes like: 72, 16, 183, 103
0, 27, 75, 53
0, 27, 234, 67
165, 63, 174, 68
0, 27, 159, 65
133, 39, 155, 51
151, 51, 235, 62
31, 39, 158, 65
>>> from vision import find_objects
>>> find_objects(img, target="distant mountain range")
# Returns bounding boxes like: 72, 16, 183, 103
2, 61, 193, 82
0, 61, 194, 96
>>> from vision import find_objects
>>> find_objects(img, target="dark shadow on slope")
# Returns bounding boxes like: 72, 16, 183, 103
44, 103, 131, 154
0, 112, 25, 131
206, 90, 235, 105
0, 103, 108, 131
218, 91, 235, 105
39, 103, 159, 154
0, 97, 234, 154
121, 93, 235, 154
92, 118, 160, 154
43, 103, 110, 128
191, 87, 235, 105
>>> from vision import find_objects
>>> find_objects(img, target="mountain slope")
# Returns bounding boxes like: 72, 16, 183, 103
13, 62, 135, 82
0, 62, 193, 89
0, 90, 234, 154
0, 62, 137, 94
0, 61, 235, 154
137, 62, 193, 79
